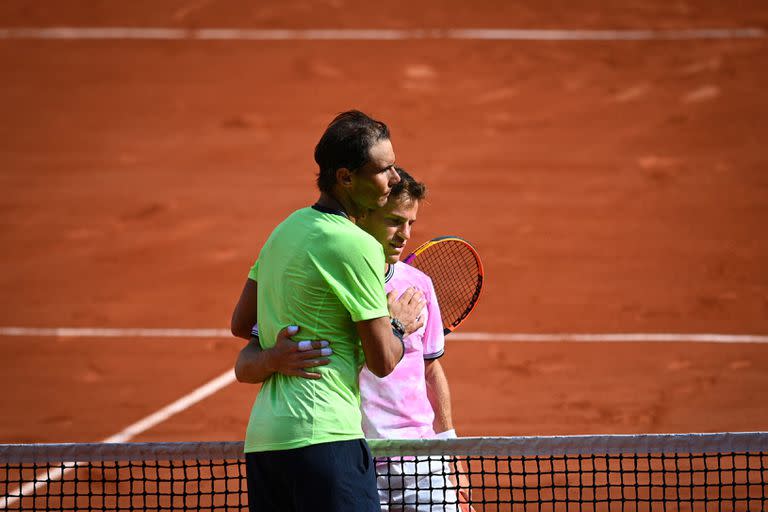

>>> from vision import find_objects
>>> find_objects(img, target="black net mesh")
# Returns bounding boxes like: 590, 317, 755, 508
2, 434, 766, 511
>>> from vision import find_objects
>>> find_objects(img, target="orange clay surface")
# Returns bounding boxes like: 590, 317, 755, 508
0, 2, 767, 443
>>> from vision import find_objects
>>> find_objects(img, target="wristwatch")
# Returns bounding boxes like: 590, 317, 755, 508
390, 317, 406, 341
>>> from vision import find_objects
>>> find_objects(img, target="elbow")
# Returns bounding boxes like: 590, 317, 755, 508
234, 359, 254, 384
234, 362, 247, 383
230, 320, 250, 340
366, 352, 401, 378
229, 316, 240, 338
230, 306, 254, 340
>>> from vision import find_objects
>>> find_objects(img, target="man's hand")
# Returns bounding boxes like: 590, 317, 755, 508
387, 287, 426, 335
235, 325, 333, 383
266, 325, 333, 379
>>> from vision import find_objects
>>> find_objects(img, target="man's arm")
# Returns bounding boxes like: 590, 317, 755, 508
231, 278, 258, 340
426, 357, 473, 504
425, 358, 454, 433
235, 326, 333, 383
237, 287, 425, 380
234, 282, 424, 380
355, 317, 405, 378
357, 287, 426, 378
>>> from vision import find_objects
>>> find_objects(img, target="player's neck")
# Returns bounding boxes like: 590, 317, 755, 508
315, 192, 353, 220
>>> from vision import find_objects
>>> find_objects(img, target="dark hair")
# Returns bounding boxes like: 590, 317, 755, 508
390, 167, 427, 203
314, 110, 391, 194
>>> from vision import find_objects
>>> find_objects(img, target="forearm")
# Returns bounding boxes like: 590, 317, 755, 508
356, 316, 404, 378
425, 359, 454, 433
234, 338, 275, 383
236, 326, 332, 382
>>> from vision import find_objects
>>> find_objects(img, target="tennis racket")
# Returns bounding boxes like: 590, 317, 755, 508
403, 236, 484, 335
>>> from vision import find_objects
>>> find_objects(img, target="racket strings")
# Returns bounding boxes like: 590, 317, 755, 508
410, 240, 482, 330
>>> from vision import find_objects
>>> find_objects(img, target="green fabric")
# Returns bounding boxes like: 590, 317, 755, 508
244, 207, 389, 452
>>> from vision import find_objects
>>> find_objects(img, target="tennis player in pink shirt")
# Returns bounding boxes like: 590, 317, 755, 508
356, 168, 468, 511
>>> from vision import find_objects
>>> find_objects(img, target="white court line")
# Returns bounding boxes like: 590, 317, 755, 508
0, 27, 764, 41
0, 326, 230, 338
1, 368, 235, 508
102, 369, 236, 443
449, 332, 768, 343
0, 326, 766, 343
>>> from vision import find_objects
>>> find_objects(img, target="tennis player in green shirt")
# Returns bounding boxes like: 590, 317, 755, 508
230, 110, 425, 512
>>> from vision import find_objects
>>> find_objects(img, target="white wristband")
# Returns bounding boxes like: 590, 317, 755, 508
434, 429, 457, 439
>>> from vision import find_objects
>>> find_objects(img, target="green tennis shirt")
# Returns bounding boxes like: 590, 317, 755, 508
244, 206, 390, 453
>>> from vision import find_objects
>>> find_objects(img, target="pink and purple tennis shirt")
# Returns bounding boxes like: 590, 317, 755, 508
359, 260, 445, 440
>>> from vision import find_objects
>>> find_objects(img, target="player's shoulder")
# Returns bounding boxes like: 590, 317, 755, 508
308, 212, 381, 257
393, 261, 434, 288
284, 208, 374, 242
327, 219, 379, 248
271, 206, 314, 232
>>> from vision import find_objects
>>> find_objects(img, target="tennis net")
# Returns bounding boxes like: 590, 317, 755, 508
1, 433, 766, 511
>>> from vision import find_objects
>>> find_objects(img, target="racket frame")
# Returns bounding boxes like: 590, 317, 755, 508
403, 236, 484, 335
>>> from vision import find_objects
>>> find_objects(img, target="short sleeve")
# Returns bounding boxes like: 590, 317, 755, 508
310, 235, 389, 322
422, 277, 446, 359
247, 259, 259, 282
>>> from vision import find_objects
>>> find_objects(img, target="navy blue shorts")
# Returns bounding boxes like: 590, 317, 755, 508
245, 439, 380, 512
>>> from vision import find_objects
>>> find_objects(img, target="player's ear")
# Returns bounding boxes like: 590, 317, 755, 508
357, 208, 371, 222
336, 167, 353, 188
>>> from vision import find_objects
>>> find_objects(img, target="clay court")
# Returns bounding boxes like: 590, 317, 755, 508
1, 1, 767, 451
